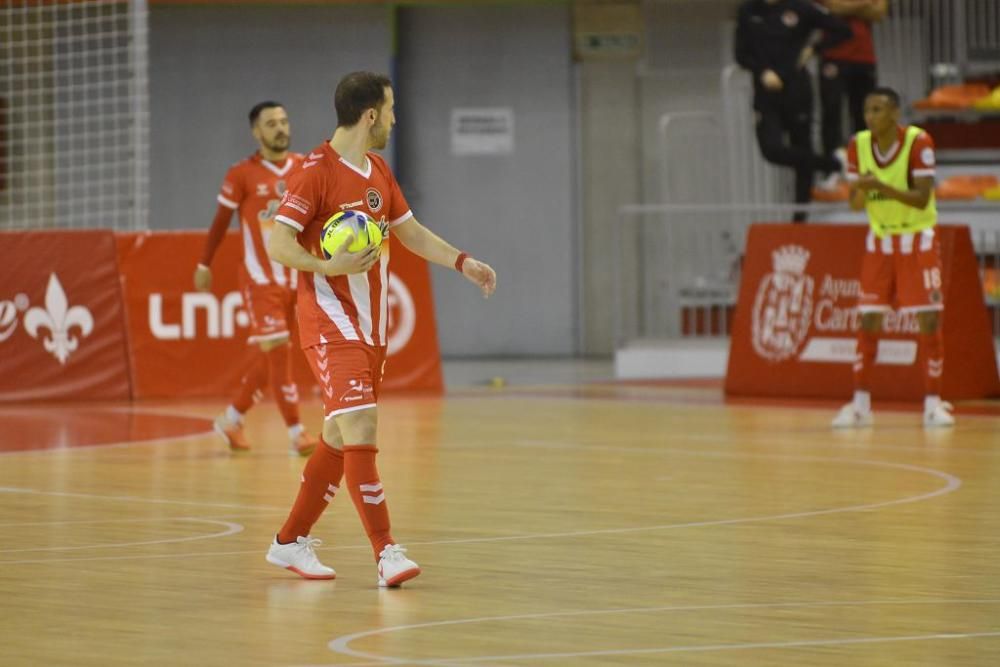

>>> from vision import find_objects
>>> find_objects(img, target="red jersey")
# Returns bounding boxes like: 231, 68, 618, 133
217, 153, 303, 288
846, 125, 936, 186
274, 142, 413, 349
821, 11, 876, 64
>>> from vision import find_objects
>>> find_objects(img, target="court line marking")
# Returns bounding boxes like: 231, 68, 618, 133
0, 486, 286, 511
0, 451, 959, 565
325, 599, 1000, 665
0, 429, 216, 458
0, 511, 285, 528
0, 405, 216, 457
0, 518, 243, 553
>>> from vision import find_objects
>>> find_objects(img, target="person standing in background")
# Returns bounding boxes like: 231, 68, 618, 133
735, 0, 852, 221
818, 0, 888, 163
194, 101, 320, 457
831, 87, 953, 429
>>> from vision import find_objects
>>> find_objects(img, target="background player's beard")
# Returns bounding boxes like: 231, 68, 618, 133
264, 134, 290, 152
369, 124, 388, 150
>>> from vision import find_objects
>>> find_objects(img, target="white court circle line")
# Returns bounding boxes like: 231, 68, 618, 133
0, 452, 961, 564
0, 518, 243, 553
328, 599, 1000, 664
397, 452, 961, 545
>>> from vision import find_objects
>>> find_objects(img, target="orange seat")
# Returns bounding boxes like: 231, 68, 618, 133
811, 182, 850, 202
935, 174, 999, 200
913, 83, 992, 110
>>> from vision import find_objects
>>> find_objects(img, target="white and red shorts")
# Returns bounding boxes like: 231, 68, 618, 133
857, 228, 945, 313
304, 342, 387, 419
242, 283, 295, 343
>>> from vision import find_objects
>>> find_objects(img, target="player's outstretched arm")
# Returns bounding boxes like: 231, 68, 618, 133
393, 217, 496, 298
268, 222, 378, 277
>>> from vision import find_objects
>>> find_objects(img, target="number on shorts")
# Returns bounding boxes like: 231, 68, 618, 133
923, 267, 942, 290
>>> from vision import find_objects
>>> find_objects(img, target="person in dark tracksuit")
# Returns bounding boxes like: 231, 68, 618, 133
735, 0, 852, 221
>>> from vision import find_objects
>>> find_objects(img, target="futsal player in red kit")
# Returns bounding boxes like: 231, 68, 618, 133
194, 101, 319, 456
265, 72, 497, 586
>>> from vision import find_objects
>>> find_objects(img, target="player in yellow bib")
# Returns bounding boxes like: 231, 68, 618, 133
832, 87, 954, 428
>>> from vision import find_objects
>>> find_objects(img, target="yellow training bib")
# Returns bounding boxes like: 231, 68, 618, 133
855, 126, 936, 238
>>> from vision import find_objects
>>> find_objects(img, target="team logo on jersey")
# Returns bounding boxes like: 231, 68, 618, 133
22, 273, 94, 365
751, 245, 814, 362
275, 180, 287, 196
920, 146, 935, 167
781, 10, 799, 27
365, 188, 383, 213
256, 183, 269, 196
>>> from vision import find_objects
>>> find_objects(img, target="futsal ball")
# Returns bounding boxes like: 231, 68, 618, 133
320, 210, 383, 258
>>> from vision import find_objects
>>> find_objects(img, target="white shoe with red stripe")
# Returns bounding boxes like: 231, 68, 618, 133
924, 401, 955, 427
378, 544, 421, 588
266, 536, 335, 580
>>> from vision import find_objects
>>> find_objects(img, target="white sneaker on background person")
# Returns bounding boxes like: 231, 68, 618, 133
923, 397, 955, 428
831, 403, 874, 428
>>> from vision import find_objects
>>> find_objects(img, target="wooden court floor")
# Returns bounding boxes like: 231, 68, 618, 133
2, 379, 1000, 666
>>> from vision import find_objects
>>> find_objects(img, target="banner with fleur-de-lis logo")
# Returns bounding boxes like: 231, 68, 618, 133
0, 230, 132, 402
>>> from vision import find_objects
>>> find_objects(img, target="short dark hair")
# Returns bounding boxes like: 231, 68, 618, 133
868, 86, 901, 108
334, 72, 392, 128
248, 101, 283, 127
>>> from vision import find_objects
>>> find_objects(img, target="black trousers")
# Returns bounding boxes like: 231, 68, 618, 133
753, 72, 840, 220
819, 59, 877, 155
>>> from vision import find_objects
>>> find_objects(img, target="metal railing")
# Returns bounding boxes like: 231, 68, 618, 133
613, 201, 1000, 345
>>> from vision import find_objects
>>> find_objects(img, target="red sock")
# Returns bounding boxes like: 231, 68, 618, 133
232, 351, 269, 414
266, 344, 300, 427
277, 440, 344, 543
854, 330, 877, 392
344, 444, 394, 560
922, 329, 944, 396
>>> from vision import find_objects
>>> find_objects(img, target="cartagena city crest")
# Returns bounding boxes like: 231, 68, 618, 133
751, 245, 814, 361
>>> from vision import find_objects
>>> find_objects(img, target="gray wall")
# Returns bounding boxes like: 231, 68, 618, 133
146, 1, 742, 357
395, 5, 576, 357
148, 5, 391, 230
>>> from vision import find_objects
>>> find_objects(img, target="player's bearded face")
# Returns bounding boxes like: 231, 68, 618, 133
254, 107, 291, 152
369, 88, 395, 150
369, 107, 394, 149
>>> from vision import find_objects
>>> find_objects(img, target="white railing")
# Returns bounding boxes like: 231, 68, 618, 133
613, 201, 1000, 344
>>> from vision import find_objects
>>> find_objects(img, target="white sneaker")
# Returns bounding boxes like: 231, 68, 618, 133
213, 413, 251, 451
924, 402, 955, 427
831, 403, 874, 428
378, 544, 421, 588
833, 146, 848, 175
266, 536, 335, 580
815, 171, 841, 191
